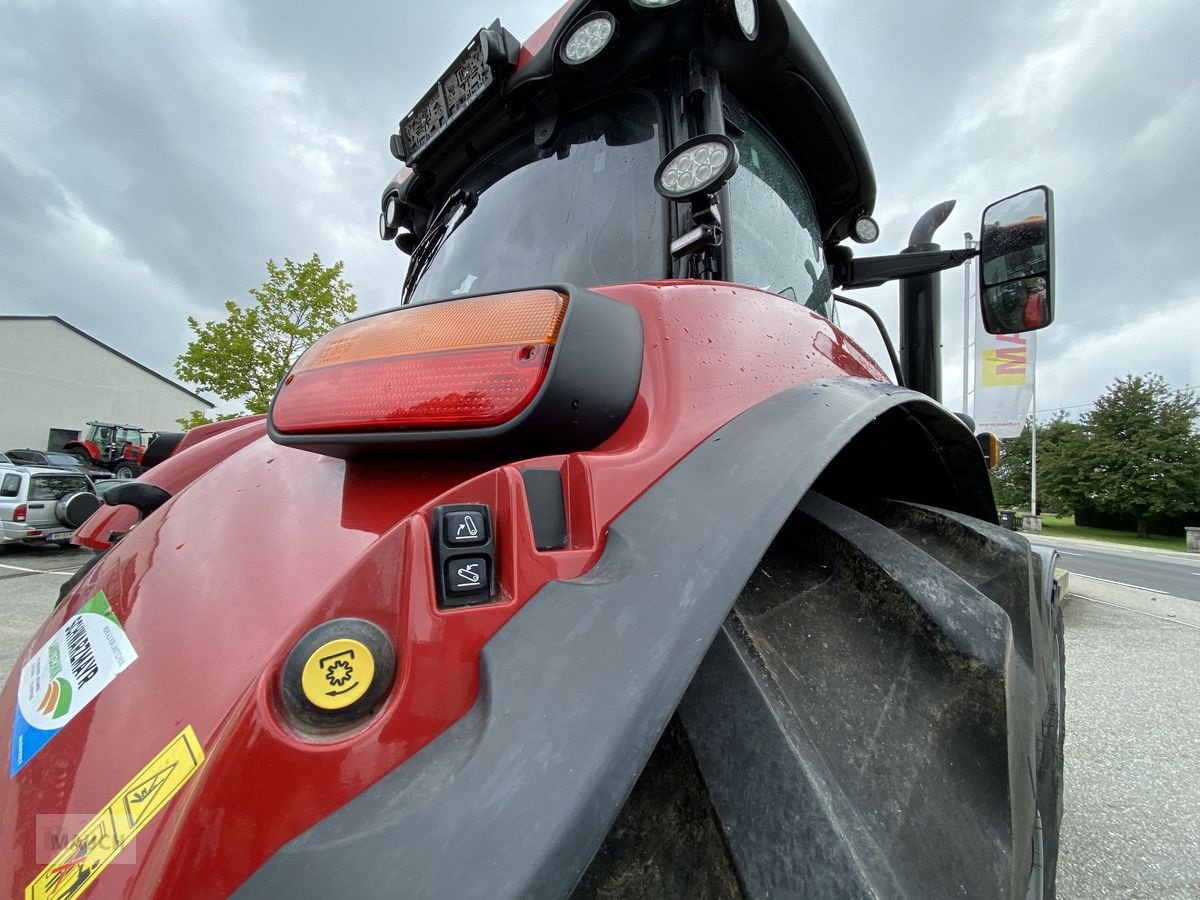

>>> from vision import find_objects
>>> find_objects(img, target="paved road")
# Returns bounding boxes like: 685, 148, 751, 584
2, 544, 1199, 896
1028, 537, 1200, 601
1057, 591, 1200, 899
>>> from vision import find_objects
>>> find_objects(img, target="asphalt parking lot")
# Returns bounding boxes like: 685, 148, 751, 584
0, 544, 92, 677
1, 544, 1198, 897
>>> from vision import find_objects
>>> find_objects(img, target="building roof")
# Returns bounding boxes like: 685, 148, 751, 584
0, 315, 215, 408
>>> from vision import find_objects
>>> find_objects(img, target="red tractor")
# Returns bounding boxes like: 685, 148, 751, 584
62, 421, 152, 479
2, 2, 1064, 897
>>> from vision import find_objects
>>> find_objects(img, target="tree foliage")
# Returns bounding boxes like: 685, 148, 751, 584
991, 374, 1200, 537
990, 414, 1084, 513
1075, 374, 1200, 537
174, 410, 242, 431
175, 254, 356, 415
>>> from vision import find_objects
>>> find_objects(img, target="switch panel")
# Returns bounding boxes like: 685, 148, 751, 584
432, 505, 495, 608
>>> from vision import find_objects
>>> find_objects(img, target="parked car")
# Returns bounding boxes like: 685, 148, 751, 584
4, 448, 115, 481
0, 466, 100, 548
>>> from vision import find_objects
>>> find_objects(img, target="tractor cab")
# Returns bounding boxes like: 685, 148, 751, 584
84, 423, 147, 462
381, 1, 872, 320
378, 0, 1053, 371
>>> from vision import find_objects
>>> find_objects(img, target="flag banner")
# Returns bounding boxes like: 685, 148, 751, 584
973, 306, 1036, 438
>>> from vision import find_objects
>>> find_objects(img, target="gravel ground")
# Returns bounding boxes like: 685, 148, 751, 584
1057, 594, 1200, 899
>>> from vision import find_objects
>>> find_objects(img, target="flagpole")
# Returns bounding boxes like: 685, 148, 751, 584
962, 233, 973, 415
1030, 367, 1038, 517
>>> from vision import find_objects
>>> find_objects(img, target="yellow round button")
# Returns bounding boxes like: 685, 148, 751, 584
300, 638, 376, 710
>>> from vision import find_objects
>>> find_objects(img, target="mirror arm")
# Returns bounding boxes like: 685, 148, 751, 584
832, 293, 903, 387
832, 247, 980, 290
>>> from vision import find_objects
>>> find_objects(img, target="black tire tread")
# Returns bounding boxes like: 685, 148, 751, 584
696, 492, 1055, 898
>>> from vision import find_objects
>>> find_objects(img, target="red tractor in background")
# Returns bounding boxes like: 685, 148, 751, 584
62, 421, 153, 479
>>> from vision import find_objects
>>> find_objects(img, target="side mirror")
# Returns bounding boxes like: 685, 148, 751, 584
978, 186, 1054, 334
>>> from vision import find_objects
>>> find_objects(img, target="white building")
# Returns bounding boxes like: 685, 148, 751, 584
0, 316, 214, 452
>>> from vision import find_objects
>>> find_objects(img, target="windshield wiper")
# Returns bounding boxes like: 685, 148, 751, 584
403, 189, 479, 301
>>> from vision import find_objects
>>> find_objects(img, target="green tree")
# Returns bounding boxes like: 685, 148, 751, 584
990, 424, 1032, 510
175, 254, 356, 415
174, 410, 242, 430
1078, 374, 1200, 538
990, 414, 1084, 513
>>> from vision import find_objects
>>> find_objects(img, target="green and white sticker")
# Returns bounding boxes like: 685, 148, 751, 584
10, 591, 138, 776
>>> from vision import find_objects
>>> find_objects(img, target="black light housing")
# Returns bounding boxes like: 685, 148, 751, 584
559, 12, 617, 65
653, 133, 740, 202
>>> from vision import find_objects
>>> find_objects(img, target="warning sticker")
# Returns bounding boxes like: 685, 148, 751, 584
26, 725, 205, 900
10, 591, 138, 777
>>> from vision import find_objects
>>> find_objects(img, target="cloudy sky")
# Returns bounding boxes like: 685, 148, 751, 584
2, 0, 1197, 421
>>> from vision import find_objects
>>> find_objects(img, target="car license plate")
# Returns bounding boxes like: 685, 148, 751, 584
45, 531, 74, 542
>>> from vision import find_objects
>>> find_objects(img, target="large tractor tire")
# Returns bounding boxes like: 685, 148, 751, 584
575, 492, 1065, 899
113, 462, 142, 480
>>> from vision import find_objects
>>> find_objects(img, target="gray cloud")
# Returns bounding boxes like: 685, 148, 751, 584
2, 0, 1197, 420
805, 0, 1200, 413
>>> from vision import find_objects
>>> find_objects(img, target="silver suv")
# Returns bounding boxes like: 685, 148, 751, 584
0, 466, 100, 548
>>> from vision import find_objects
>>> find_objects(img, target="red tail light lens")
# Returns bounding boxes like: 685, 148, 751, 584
13, 504, 27, 523
269, 286, 644, 460
272, 290, 568, 435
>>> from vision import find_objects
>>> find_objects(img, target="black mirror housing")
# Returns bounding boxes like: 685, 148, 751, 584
978, 186, 1055, 334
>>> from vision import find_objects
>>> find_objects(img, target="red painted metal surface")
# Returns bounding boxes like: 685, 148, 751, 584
0, 283, 887, 898
516, 0, 573, 68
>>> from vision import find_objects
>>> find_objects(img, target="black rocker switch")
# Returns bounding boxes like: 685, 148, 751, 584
445, 557, 489, 593
432, 505, 495, 608
443, 509, 488, 547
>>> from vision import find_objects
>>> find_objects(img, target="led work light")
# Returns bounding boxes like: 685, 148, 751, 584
561, 13, 616, 65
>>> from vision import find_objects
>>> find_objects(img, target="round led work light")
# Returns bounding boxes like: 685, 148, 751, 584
561, 13, 616, 65
379, 212, 396, 242
731, 0, 758, 39
654, 134, 740, 201
630, 0, 684, 7
852, 215, 880, 244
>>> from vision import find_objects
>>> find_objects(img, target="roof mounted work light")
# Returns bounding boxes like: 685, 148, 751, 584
268, 287, 643, 458
731, 0, 759, 40
560, 12, 617, 65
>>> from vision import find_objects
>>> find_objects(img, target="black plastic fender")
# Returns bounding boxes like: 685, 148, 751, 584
236, 378, 994, 898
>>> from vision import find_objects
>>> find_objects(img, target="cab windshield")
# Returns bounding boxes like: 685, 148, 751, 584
406, 92, 665, 304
